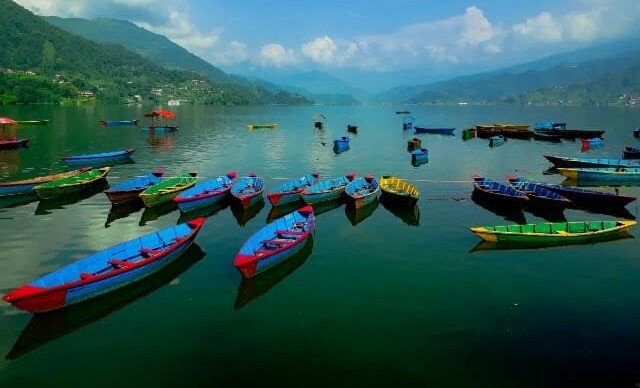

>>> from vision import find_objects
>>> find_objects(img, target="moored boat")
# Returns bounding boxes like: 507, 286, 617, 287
100, 119, 139, 126
2, 218, 206, 313
623, 146, 640, 159
231, 175, 264, 209
104, 169, 165, 205
345, 174, 380, 209
533, 122, 605, 139
469, 220, 636, 246
347, 125, 358, 133
475, 124, 530, 139
472, 175, 529, 207
173, 171, 237, 212
267, 172, 320, 206
557, 167, 640, 181
379, 175, 419, 206
300, 174, 356, 205
333, 136, 350, 148
489, 135, 505, 147
532, 130, 561, 141
0, 138, 28, 150
633, 128, 640, 138
139, 171, 198, 207
407, 137, 422, 151
0, 168, 91, 197
141, 109, 178, 132
507, 177, 572, 209
247, 123, 277, 130
581, 137, 604, 150
34, 167, 110, 200
62, 149, 135, 166
0, 117, 28, 150
402, 116, 414, 130
544, 155, 640, 168
414, 126, 455, 134
234, 206, 315, 279
411, 148, 428, 165
15, 119, 49, 125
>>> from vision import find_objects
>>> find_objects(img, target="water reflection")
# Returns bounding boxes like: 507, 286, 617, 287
562, 178, 640, 188
471, 190, 527, 224
177, 199, 230, 224
380, 196, 420, 226
469, 232, 634, 253
0, 193, 38, 210
34, 180, 109, 215
345, 198, 379, 226
139, 202, 177, 226
231, 198, 265, 227
310, 197, 346, 217
234, 237, 313, 310
146, 132, 176, 149
266, 201, 304, 223
105, 201, 144, 227
6, 243, 205, 360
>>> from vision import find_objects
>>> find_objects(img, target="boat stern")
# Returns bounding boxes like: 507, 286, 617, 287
3, 284, 67, 313
469, 227, 498, 242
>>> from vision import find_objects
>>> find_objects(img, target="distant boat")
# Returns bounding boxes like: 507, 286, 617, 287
15, 120, 49, 125
0, 117, 28, 150
402, 116, 415, 130
100, 119, 139, 126
345, 174, 380, 209
633, 128, 640, 138
544, 155, 640, 168
141, 109, 178, 132
533, 122, 605, 139
173, 171, 237, 213
34, 167, 110, 200
247, 123, 277, 130
410, 148, 428, 165
461, 128, 476, 140
475, 124, 531, 139
532, 130, 562, 141
581, 137, 604, 149
407, 137, 422, 151
62, 149, 135, 166
104, 169, 165, 205
557, 167, 640, 182
347, 124, 358, 133
333, 136, 350, 153
395, 110, 411, 114
0, 168, 91, 197
623, 146, 640, 159
414, 126, 455, 134
489, 135, 505, 147
312, 114, 326, 129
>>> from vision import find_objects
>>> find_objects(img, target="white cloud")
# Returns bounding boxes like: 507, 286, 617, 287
301, 36, 358, 66
137, 11, 221, 50
513, 12, 563, 43
212, 41, 249, 66
259, 43, 296, 67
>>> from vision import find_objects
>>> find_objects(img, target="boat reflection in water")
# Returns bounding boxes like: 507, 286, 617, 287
234, 237, 313, 310
380, 195, 420, 227
562, 178, 640, 188
471, 190, 527, 225
231, 197, 265, 227
139, 201, 177, 226
6, 243, 206, 360
34, 179, 109, 216
177, 198, 230, 224
345, 198, 379, 226
266, 201, 304, 223
469, 232, 634, 253
310, 197, 346, 217
105, 201, 144, 227
0, 193, 39, 210
146, 132, 176, 149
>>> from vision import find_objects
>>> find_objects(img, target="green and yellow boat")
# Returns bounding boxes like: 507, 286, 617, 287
139, 171, 197, 207
247, 123, 277, 130
469, 220, 636, 246
379, 175, 420, 206
34, 167, 110, 200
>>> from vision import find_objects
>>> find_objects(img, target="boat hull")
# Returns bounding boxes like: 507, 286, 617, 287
63, 149, 135, 166
301, 188, 344, 204
0, 138, 28, 150
105, 189, 144, 205
34, 168, 110, 200
140, 126, 178, 132
176, 192, 228, 213
267, 192, 302, 206
557, 168, 640, 181
544, 155, 640, 168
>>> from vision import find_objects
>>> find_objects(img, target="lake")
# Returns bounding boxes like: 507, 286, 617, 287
1, 104, 640, 386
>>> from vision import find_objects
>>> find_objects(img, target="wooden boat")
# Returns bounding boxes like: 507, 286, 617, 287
346, 198, 379, 226
395, 110, 411, 114
15, 119, 49, 125
581, 137, 604, 149
407, 137, 422, 151
379, 175, 419, 206
345, 174, 380, 209
0, 138, 28, 150
414, 126, 455, 134
410, 148, 428, 165
173, 171, 237, 212
2, 218, 206, 313
472, 175, 529, 207
532, 130, 562, 141
0, 117, 28, 149
62, 149, 135, 166
104, 169, 165, 205
34, 167, 110, 200
509, 177, 636, 208
489, 135, 505, 147
557, 167, 640, 181
543, 155, 640, 168
247, 123, 277, 130
312, 114, 326, 129
475, 124, 531, 139
231, 175, 264, 209
139, 171, 197, 207
469, 220, 636, 246
267, 172, 320, 206
233, 206, 314, 279
347, 125, 358, 133
623, 146, 640, 159
100, 119, 139, 126
507, 177, 572, 209
533, 122, 605, 139
461, 128, 476, 140
0, 168, 91, 197
300, 174, 356, 205
141, 109, 178, 132
231, 197, 265, 227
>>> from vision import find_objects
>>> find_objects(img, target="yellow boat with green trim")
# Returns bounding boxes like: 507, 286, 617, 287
247, 123, 277, 130
139, 171, 197, 207
378, 175, 419, 206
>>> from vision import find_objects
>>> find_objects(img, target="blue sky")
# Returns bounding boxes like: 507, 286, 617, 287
15, 0, 640, 77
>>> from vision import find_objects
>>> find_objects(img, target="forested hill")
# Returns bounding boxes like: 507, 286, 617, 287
0, 0, 310, 105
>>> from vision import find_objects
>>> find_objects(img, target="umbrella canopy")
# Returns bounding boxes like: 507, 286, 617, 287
0, 117, 17, 125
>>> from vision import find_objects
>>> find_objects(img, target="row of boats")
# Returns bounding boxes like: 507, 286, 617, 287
471, 122, 605, 140
544, 151, 640, 182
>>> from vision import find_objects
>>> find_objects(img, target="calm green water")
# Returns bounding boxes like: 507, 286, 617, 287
1, 105, 640, 386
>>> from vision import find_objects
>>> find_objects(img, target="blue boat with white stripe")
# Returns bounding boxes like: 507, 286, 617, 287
300, 173, 357, 205
173, 171, 237, 213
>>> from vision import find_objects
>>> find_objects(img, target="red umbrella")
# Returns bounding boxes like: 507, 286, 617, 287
0, 117, 17, 125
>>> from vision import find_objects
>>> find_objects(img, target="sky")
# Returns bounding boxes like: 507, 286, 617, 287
13, 0, 640, 80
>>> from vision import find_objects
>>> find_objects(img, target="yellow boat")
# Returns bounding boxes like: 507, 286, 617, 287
247, 123, 277, 130
378, 175, 419, 206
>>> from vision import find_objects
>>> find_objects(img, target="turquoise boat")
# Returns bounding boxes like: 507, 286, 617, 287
62, 149, 135, 166
558, 167, 640, 182
300, 174, 356, 205
267, 172, 320, 206
345, 174, 380, 209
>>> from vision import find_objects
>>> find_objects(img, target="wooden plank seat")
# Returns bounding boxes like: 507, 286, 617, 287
109, 259, 134, 268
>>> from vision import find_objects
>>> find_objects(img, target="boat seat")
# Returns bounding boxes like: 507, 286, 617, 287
260, 239, 285, 249
173, 237, 185, 244
109, 259, 134, 268
140, 248, 161, 257
277, 229, 304, 236
79, 273, 96, 280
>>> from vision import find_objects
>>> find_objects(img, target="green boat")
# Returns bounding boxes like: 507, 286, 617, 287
469, 220, 636, 246
16, 120, 49, 125
34, 167, 110, 200
139, 171, 197, 207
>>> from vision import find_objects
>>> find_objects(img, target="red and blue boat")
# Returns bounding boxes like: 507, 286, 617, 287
233, 206, 314, 279
104, 168, 165, 205
0, 117, 28, 150
100, 119, 139, 126
300, 173, 356, 205
507, 176, 572, 210
411, 148, 428, 165
345, 174, 380, 209
173, 171, 237, 212
231, 174, 264, 209
267, 172, 320, 206
62, 149, 135, 166
472, 175, 529, 208
2, 218, 206, 313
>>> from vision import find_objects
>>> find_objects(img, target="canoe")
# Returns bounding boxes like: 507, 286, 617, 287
333, 136, 350, 147
532, 130, 562, 141
489, 135, 505, 147
534, 122, 605, 138
379, 175, 419, 206
475, 124, 530, 131
475, 124, 530, 139
507, 177, 572, 209
0, 168, 91, 197
345, 174, 380, 209
510, 176, 636, 208
414, 126, 455, 134
104, 169, 165, 205
139, 171, 197, 207
15, 120, 49, 125
247, 124, 277, 130
543, 155, 640, 168
623, 146, 640, 159
395, 110, 411, 114
267, 172, 320, 206
347, 125, 358, 133
230, 175, 264, 209
407, 137, 421, 151
469, 220, 636, 246
581, 137, 604, 149
62, 149, 135, 166
411, 148, 428, 164
34, 167, 110, 200
140, 126, 178, 132
2, 218, 205, 313
300, 174, 357, 205
173, 171, 237, 212
472, 175, 529, 207
557, 167, 640, 181
233, 205, 314, 279
0, 138, 28, 150
100, 119, 139, 126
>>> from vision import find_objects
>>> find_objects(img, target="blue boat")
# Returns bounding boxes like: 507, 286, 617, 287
623, 146, 640, 159
100, 119, 139, 126
411, 148, 428, 165
230, 175, 264, 209
472, 175, 529, 207
532, 130, 562, 141
62, 149, 135, 166
345, 174, 380, 209
581, 137, 604, 149
414, 126, 455, 134
267, 172, 320, 206
489, 135, 505, 147
544, 155, 640, 168
173, 171, 237, 213
140, 125, 178, 132
507, 177, 572, 209
2, 218, 206, 313
333, 136, 350, 147
104, 169, 165, 205
233, 206, 314, 279
558, 167, 640, 182
300, 174, 357, 205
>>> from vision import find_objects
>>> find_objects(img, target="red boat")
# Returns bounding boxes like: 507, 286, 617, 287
0, 117, 28, 150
